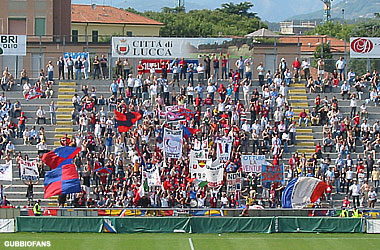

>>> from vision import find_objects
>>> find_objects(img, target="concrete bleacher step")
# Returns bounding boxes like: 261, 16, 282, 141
297, 142, 315, 147
56, 121, 73, 125
58, 88, 76, 93
296, 128, 313, 133
289, 89, 306, 94
291, 102, 308, 107
55, 128, 73, 132
297, 148, 316, 153
57, 108, 72, 112
58, 95, 73, 99
290, 84, 305, 88
56, 114, 72, 119
57, 101, 72, 106
59, 82, 76, 86
296, 135, 314, 140
289, 96, 307, 100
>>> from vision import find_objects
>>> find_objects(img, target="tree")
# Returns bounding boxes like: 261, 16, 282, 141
350, 19, 380, 37
306, 21, 352, 40
217, 1, 258, 19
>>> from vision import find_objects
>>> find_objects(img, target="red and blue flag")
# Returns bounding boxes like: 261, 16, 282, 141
41, 146, 80, 170
42, 146, 81, 198
43, 164, 81, 198
114, 110, 142, 133
181, 125, 200, 139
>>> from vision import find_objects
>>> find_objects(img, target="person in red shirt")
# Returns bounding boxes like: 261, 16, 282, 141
292, 57, 301, 80
298, 109, 309, 127
137, 61, 145, 77
18, 112, 27, 138
221, 56, 228, 79
203, 94, 213, 108
217, 83, 226, 102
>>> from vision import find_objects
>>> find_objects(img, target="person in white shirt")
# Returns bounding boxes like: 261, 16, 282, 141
242, 80, 251, 107
36, 106, 46, 124
242, 121, 251, 133
336, 56, 346, 81
149, 82, 158, 105
340, 81, 350, 100
349, 180, 360, 207
257, 63, 265, 86
370, 89, 378, 106
301, 59, 310, 80
360, 103, 368, 119
196, 63, 205, 85
134, 75, 143, 99
220, 193, 228, 208
186, 83, 194, 105
350, 93, 358, 118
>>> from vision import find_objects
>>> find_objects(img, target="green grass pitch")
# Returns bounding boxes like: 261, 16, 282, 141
1, 233, 380, 250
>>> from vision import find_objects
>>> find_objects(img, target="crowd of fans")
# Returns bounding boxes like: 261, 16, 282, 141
2, 54, 380, 211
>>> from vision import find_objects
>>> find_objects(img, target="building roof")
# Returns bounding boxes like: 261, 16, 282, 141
71, 4, 163, 26
245, 28, 280, 38
279, 35, 347, 53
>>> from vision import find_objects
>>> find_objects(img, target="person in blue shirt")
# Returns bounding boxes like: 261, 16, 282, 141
105, 133, 113, 156
110, 80, 118, 97
194, 83, 204, 99
187, 64, 194, 86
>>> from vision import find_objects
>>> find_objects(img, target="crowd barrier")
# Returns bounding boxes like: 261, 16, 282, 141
16, 217, 364, 234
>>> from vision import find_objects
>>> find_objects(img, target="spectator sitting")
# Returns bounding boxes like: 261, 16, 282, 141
298, 109, 309, 127
323, 134, 334, 152
340, 81, 350, 100
310, 108, 320, 126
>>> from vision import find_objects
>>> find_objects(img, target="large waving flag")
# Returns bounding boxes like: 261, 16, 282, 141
281, 177, 328, 208
44, 164, 81, 198
181, 125, 200, 139
114, 110, 142, 133
41, 146, 80, 170
43, 146, 81, 198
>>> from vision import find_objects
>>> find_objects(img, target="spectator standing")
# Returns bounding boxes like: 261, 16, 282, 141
66, 56, 74, 80
49, 101, 57, 125
46, 61, 54, 81
57, 56, 65, 80
100, 55, 108, 80
235, 56, 244, 78
74, 57, 82, 80
93, 56, 101, 80
336, 57, 346, 81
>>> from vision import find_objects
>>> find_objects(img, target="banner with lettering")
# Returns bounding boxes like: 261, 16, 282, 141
241, 155, 266, 173
261, 164, 284, 187
226, 172, 242, 193
216, 138, 233, 161
0, 35, 26, 56
163, 128, 183, 159
0, 161, 12, 181
112, 37, 232, 58
143, 164, 161, 187
20, 159, 40, 181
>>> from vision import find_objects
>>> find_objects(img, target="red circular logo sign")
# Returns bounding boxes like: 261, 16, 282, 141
351, 38, 374, 53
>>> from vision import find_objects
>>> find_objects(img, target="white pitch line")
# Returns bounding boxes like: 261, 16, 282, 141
188, 237, 195, 250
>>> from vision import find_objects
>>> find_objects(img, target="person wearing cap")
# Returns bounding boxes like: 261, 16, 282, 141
278, 58, 287, 80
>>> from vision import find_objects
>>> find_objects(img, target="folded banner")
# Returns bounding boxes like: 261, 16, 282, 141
25, 87, 43, 100
241, 155, 266, 173
20, 159, 39, 181
163, 128, 182, 159
0, 161, 12, 181
216, 137, 233, 161
281, 177, 328, 208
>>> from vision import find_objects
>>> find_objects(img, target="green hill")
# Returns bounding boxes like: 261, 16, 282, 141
290, 0, 380, 21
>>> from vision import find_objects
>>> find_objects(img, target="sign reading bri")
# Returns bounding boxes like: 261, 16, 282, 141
350, 37, 380, 58
0, 35, 26, 56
